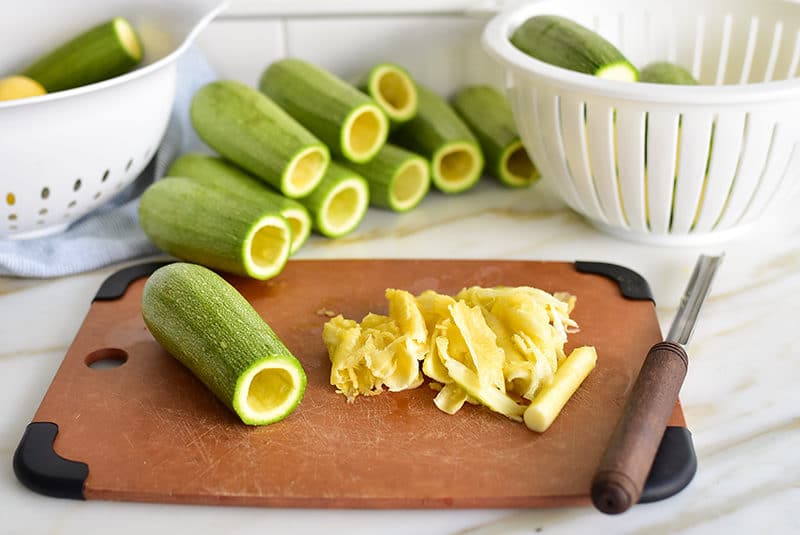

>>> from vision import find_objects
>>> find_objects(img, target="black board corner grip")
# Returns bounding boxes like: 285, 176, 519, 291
574, 261, 654, 302
13, 422, 88, 500
640, 426, 698, 503
94, 260, 173, 301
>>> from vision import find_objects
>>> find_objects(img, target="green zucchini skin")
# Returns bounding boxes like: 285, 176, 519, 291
639, 62, 698, 85
141, 262, 307, 426
357, 63, 418, 125
167, 153, 312, 255
22, 17, 142, 93
392, 84, 484, 194
451, 85, 539, 188
138, 177, 291, 280
510, 15, 638, 81
259, 59, 388, 163
339, 143, 430, 212
298, 161, 370, 238
190, 80, 329, 198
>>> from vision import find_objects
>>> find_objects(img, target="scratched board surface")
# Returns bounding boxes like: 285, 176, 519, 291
31, 259, 682, 508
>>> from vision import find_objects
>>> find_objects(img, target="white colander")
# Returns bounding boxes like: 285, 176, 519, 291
484, 0, 800, 245
0, 0, 225, 240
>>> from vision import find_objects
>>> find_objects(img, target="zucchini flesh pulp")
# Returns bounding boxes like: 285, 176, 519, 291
639, 62, 698, 85
510, 15, 638, 81
167, 153, 312, 255
141, 262, 307, 426
191, 80, 329, 198
451, 85, 539, 187
22, 17, 143, 93
298, 161, 370, 238
138, 177, 292, 280
340, 143, 430, 212
259, 59, 389, 163
392, 84, 484, 194
359, 63, 418, 124
0, 75, 46, 101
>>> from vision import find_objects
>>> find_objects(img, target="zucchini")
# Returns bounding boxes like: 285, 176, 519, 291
190, 80, 329, 199
510, 15, 638, 81
339, 143, 430, 212
141, 262, 307, 426
298, 161, 369, 238
640, 62, 698, 85
392, 84, 484, 194
0, 75, 46, 101
167, 153, 311, 255
357, 63, 418, 125
259, 58, 389, 163
22, 17, 142, 93
138, 177, 291, 280
451, 85, 539, 188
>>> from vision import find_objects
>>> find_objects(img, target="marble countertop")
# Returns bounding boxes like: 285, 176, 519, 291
1, 179, 798, 534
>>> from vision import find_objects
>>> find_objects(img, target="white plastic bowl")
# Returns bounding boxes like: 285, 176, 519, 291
483, 0, 800, 245
0, 0, 225, 240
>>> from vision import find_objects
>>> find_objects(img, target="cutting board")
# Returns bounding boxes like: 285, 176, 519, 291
14, 259, 695, 508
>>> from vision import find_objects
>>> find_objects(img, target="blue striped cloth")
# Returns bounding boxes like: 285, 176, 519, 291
0, 47, 215, 278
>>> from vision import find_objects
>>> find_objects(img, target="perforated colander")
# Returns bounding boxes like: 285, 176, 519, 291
0, 0, 224, 240
484, 0, 800, 244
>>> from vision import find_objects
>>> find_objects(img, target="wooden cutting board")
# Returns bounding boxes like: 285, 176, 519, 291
14, 259, 695, 508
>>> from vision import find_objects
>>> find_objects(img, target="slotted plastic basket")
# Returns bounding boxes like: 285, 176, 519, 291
484, 0, 800, 244
0, 0, 224, 240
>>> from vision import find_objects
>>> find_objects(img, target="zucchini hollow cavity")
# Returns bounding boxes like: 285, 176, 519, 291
393, 84, 484, 194
297, 161, 370, 238
339, 143, 430, 212
138, 177, 292, 280
167, 153, 312, 256
190, 80, 330, 198
259, 58, 389, 163
22, 17, 143, 93
451, 85, 539, 188
357, 63, 419, 125
141, 263, 307, 426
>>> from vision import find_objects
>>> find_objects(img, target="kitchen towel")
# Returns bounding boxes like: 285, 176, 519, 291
0, 47, 216, 278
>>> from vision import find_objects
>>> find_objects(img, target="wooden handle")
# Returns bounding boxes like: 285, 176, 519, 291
591, 341, 688, 514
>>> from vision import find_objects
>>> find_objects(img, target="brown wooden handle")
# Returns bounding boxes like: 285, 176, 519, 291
591, 341, 688, 514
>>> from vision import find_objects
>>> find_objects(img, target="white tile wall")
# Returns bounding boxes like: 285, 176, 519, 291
222, 1, 503, 17
196, 19, 286, 87
285, 16, 502, 96
195, 11, 506, 95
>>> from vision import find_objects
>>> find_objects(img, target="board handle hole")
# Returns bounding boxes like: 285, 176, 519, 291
86, 348, 128, 370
